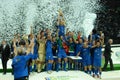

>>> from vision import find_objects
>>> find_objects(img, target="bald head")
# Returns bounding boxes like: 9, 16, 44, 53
108, 39, 113, 44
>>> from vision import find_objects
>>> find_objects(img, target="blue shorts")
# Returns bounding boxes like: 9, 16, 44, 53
57, 49, 67, 58
46, 55, 53, 61
93, 58, 101, 67
82, 56, 91, 67
46, 52, 53, 60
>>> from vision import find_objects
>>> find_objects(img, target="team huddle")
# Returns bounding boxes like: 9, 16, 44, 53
1, 10, 105, 80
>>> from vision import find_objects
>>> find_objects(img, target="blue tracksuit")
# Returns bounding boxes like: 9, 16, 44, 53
80, 46, 91, 67
46, 40, 53, 60
58, 25, 65, 36
93, 46, 102, 67
12, 53, 33, 79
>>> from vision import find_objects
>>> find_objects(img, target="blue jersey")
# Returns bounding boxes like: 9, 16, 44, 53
58, 25, 65, 36
94, 46, 102, 60
46, 40, 53, 60
80, 46, 91, 59
93, 46, 102, 67
12, 53, 33, 79
75, 43, 83, 56
80, 46, 91, 66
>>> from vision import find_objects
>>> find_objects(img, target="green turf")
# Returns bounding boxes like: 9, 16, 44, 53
102, 58, 120, 71
0, 69, 12, 73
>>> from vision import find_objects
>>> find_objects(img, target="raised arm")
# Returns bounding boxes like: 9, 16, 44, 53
89, 32, 93, 43
26, 37, 34, 54
57, 9, 66, 26
100, 38, 104, 47
13, 38, 17, 56
24, 37, 35, 61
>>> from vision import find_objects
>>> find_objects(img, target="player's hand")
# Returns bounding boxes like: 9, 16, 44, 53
13, 38, 16, 43
26, 46, 31, 54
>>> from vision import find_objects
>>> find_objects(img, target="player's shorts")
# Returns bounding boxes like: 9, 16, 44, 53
57, 49, 67, 58
46, 52, 53, 61
93, 58, 101, 67
82, 56, 91, 67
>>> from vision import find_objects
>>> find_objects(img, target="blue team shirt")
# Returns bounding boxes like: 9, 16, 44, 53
80, 46, 91, 60
93, 46, 102, 67
12, 53, 33, 79
46, 40, 53, 58
75, 43, 83, 56
94, 46, 102, 60
58, 25, 65, 36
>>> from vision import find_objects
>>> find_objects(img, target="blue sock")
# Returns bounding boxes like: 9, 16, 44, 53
70, 63, 72, 69
92, 68, 95, 74
85, 70, 88, 73
95, 68, 98, 75
33, 64, 36, 71
64, 62, 67, 71
47, 63, 51, 71
56, 63, 60, 72
29, 66, 32, 72
49, 63, 52, 70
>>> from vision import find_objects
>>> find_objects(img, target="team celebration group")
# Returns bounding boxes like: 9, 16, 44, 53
0, 10, 113, 80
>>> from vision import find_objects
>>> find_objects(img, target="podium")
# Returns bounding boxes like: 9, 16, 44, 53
67, 56, 82, 70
